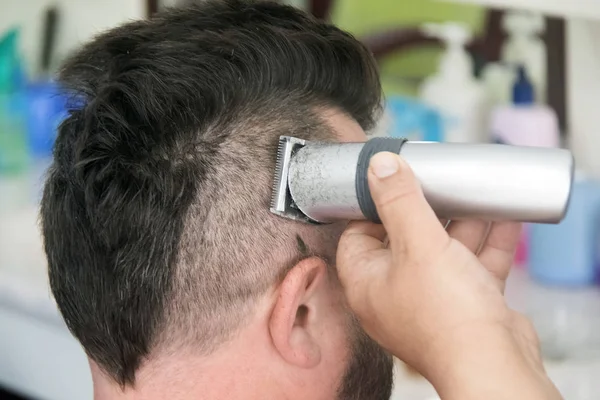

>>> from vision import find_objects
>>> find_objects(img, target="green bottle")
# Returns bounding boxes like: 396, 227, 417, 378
0, 28, 29, 175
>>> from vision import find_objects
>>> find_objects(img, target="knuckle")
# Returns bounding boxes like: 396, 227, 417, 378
511, 313, 542, 347
514, 313, 537, 334
339, 229, 357, 244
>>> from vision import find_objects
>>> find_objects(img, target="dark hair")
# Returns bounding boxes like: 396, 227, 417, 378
41, 0, 381, 386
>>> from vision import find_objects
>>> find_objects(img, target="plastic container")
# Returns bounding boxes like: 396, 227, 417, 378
529, 175, 600, 286
481, 62, 514, 107
502, 10, 547, 104
23, 81, 68, 202
25, 82, 67, 159
384, 96, 444, 142
0, 28, 29, 175
0, 92, 28, 175
419, 22, 488, 143
490, 66, 560, 148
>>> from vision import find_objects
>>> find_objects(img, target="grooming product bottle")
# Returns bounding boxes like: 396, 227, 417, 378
490, 65, 559, 148
0, 29, 28, 176
384, 96, 444, 142
481, 62, 514, 107
501, 10, 547, 104
0, 29, 30, 222
419, 22, 488, 143
529, 173, 600, 286
25, 82, 68, 202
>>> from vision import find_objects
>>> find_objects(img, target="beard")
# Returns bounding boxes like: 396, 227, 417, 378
336, 317, 394, 400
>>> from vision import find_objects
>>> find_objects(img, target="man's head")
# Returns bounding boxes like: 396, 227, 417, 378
41, 1, 393, 398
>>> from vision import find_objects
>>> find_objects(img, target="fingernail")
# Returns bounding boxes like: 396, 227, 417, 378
371, 152, 400, 179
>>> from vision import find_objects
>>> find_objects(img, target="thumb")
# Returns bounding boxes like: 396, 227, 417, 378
336, 221, 389, 311
368, 152, 448, 259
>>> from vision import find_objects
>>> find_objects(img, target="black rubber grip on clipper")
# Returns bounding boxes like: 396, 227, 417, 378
355, 137, 408, 223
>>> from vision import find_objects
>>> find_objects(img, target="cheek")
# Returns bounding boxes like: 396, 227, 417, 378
315, 326, 352, 399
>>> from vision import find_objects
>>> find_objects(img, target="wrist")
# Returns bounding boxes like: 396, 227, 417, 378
421, 322, 559, 400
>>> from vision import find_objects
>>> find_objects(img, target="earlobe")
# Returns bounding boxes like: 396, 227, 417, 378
269, 257, 328, 369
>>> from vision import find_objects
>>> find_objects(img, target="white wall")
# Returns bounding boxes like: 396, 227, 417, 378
0, 0, 145, 76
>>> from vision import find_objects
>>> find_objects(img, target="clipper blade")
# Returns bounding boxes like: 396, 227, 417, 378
270, 136, 311, 222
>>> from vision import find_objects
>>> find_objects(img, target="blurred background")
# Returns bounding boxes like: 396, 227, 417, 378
1, 0, 600, 399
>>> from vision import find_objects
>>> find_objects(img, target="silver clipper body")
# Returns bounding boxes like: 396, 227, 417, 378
270, 136, 574, 224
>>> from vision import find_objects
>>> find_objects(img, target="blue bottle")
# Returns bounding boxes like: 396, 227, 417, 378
23, 81, 68, 202
25, 81, 67, 158
386, 96, 444, 142
529, 175, 600, 286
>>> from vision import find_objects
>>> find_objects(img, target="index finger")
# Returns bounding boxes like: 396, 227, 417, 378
337, 221, 386, 266
478, 221, 522, 292
336, 221, 387, 293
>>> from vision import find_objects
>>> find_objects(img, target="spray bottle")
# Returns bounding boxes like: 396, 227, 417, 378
419, 22, 488, 143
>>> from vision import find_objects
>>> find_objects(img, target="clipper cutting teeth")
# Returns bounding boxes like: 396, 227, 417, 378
269, 136, 311, 222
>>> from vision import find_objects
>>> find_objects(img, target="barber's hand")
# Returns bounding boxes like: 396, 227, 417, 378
337, 152, 561, 399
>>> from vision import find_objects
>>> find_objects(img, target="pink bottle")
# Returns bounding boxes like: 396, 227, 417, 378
490, 65, 561, 267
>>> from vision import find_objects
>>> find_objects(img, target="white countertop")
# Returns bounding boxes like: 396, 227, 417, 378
1, 204, 600, 400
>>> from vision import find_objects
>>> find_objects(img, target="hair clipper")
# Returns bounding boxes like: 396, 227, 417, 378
270, 136, 574, 224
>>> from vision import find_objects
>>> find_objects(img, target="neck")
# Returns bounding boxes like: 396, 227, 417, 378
92, 326, 290, 400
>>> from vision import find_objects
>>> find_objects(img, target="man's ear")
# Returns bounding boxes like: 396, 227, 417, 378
269, 257, 328, 369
